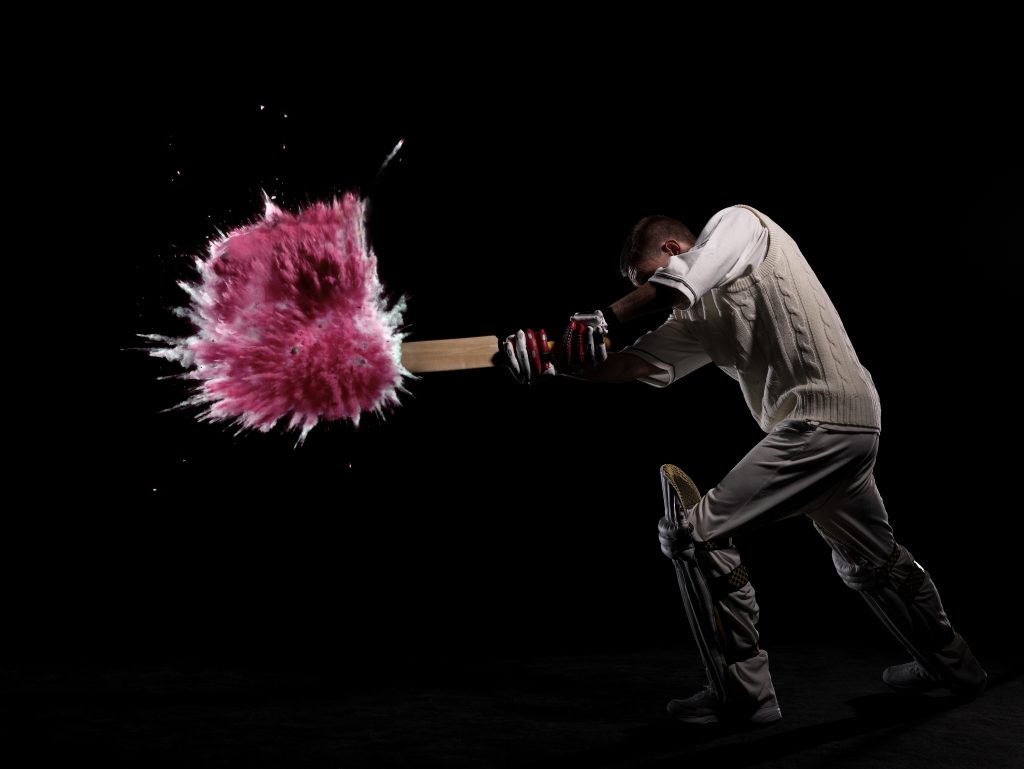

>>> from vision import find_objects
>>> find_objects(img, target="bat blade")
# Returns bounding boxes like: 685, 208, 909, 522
400, 336, 500, 373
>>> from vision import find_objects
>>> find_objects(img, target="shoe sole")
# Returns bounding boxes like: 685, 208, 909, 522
751, 705, 783, 724
883, 678, 987, 699
669, 704, 782, 726
883, 680, 944, 693
882, 670, 943, 694
671, 712, 720, 725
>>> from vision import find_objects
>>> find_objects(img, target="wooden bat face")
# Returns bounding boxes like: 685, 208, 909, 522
400, 336, 500, 373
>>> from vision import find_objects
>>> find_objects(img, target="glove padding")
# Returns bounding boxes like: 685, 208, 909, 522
559, 311, 610, 372
499, 310, 611, 384
658, 515, 694, 561
500, 328, 555, 383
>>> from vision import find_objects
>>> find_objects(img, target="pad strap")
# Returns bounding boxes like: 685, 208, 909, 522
877, 543, 902, 579
695, 536, 734, 553
877, 543, 927, 598
709, 565, 750, 600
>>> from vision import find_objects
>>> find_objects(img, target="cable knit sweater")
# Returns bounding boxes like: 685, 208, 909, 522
630, 205, 881, 432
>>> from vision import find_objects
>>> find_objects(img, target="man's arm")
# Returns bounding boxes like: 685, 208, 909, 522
567, 351, 663, 383
603, 207, 766, 327
564, 283, 687, 382
606, 282, 686, 324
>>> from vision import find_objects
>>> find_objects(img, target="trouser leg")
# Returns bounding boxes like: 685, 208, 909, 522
809, 459, 987, 694
697, 543, 775, 708
660, 464, 775, 714
663, 419, 987, 709
669, 421, 849, 708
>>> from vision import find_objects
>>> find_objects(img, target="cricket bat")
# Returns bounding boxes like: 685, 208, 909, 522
400, 335, 611, 373
400, 336, 501, 373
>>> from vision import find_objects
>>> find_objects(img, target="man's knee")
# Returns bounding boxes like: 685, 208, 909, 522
832, 542, 927, 598
658, 515, 694, 560
832, 548, 878, 591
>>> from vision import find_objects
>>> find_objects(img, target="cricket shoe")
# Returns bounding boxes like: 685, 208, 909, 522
882, 660, 986, 699
667, 685, 781, 725
881, 661, 942, 693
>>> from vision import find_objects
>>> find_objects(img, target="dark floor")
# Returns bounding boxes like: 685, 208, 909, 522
2, 639, 1021, 768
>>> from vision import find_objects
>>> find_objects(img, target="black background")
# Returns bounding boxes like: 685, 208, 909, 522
21, 73, 1017, 675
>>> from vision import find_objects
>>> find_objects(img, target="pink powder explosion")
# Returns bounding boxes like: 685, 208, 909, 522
144, 194, 407, 443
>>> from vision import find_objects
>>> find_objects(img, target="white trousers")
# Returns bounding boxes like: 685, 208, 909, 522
683, 419, 985, 705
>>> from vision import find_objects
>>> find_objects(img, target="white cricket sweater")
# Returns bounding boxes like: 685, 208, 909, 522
625, 205, 882, 432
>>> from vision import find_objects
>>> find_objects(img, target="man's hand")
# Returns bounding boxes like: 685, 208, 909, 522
558, 311, 610, 372
499, 328, 555, 384
499, 311, 613, 384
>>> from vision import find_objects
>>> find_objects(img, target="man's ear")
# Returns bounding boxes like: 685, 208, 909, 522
661, 239, 684, 256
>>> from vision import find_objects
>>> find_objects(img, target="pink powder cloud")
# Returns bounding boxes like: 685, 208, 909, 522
145, 194, 407, 443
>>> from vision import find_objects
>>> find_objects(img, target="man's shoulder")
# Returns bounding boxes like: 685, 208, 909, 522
706, 205, 762, 230
723, 204, 765, 222
701, 206, 766, 243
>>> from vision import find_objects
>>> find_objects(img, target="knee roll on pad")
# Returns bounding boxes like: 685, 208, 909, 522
659, 515, 694, 561
832, 543, 927, 597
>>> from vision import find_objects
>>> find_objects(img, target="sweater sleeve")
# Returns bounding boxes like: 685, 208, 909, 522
619, 314, 712, 387
647, 206, 768, 307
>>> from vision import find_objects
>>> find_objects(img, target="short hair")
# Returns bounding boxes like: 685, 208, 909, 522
619, 215, 696, 276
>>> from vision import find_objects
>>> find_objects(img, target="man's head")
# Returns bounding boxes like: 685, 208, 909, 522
619, 216, 696, 287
